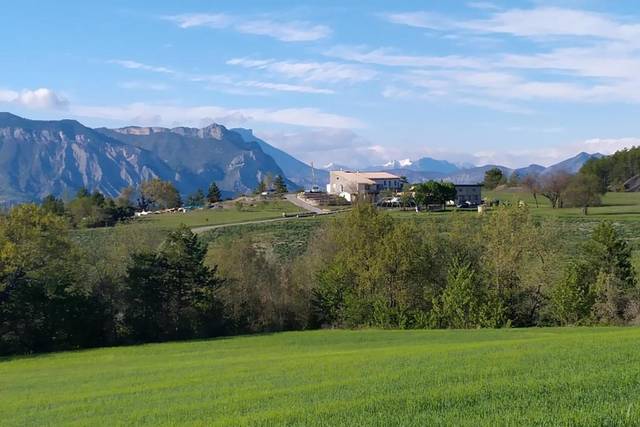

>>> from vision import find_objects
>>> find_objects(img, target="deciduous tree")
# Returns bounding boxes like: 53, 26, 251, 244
521, 175, 541, 208
563, 174, 603, 215
140, 179, 182, 210
540, 171, 571, 208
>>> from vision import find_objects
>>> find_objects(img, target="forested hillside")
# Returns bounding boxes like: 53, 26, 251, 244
581, 147, 640, 191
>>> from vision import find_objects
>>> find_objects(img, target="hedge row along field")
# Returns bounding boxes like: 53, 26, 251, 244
2, 327, 640, 426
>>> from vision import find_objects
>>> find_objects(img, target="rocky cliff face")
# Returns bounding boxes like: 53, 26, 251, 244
99, 123, 294, 196
232, 128, 328, 189
0, 113, 175, 202
0, 113, 294, 202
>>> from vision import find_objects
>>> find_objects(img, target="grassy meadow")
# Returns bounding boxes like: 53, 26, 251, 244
71, 189, 640, 267
71, 199, 307, 257
485, 187, 640, 220
137, 200, 304, 229
3, 328, 640, 426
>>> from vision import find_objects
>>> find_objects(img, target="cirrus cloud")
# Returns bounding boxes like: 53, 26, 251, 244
227, 57, 377, 83
70, 102, 363, 129
163, 13, 331, 42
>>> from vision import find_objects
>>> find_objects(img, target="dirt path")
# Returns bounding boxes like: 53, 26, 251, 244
191, 216, 294, 234
192, 195, 338, 234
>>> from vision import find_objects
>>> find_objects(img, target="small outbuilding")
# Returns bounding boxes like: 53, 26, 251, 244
454, 184, 483, 206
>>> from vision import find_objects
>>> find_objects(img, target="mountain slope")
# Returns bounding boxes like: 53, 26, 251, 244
406, 157, 459, 174
513, 164, 546, 177
232, 128, 327, 189
371, 157, 459, 174
0, 112, 175, 202
440, 153, 601, 184
98, 124, 295, 195
542, 152, 603, 176
444, 165, 513, 184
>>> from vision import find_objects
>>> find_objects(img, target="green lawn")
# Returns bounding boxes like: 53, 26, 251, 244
135, 200, 304, 229
485, 188, 640, 221
3, 328, 640, 426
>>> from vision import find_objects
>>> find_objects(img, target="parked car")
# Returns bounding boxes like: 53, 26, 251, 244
456, 202, 478, 209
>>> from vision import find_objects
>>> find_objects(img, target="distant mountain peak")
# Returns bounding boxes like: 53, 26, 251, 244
323, 162, 353, 171
383, 158, 413, 168
111, 123, 238, 142
0, 113, 175, 202
232, 127, 327, 189
111, 126, 167, 136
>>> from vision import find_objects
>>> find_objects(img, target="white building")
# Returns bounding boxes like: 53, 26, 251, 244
327, 171, 403, 202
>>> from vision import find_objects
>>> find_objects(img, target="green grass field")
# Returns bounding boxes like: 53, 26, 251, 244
2, 328, 640, 426
71, 200, 307, 256
136, 200, 304, 229
485, 188, 640, 220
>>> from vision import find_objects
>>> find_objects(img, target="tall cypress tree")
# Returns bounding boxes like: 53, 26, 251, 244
207, 182, 221, 203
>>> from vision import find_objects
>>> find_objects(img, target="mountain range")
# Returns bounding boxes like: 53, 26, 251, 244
231, 128, 328, 189
0, 112, 604, 203
0, 113, 294, 203
325, 152, 602, 185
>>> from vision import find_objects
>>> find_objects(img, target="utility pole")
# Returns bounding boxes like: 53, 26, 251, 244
311, 161, 316, 191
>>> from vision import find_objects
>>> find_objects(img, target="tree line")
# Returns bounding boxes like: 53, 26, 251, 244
38, 179, 225, 229
484, 167, 604, 214
2, 202, 637, 355
254, 174, 288, 195
580, 147, 640, 191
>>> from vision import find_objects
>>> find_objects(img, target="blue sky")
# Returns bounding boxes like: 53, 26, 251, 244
1, 0, 640, 167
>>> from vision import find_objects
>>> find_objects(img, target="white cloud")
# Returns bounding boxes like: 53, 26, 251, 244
118, 81, 170, 91
164, 13, 331, 42
582, 138, 640, 154
326, 46, 484, 69
383, 12, 454, 31
240, 81, 334, 94
255, 128, 378, 167
0, 89, 18, 103
0, 87, 68, 110
227, 57, 377, 83
235, 20, 331, 42
383, 7, 640, 42
464, 8, 640, 41
164, 13, 231, 29
70, 102, 363, 129
501, 45, 640, 80
460, 137, 640, 168
377, 6, 640, 107
109, 59, 333, 95
108, 59, 175, 74
467, 2, 500, 11
457, 97, 534, 115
